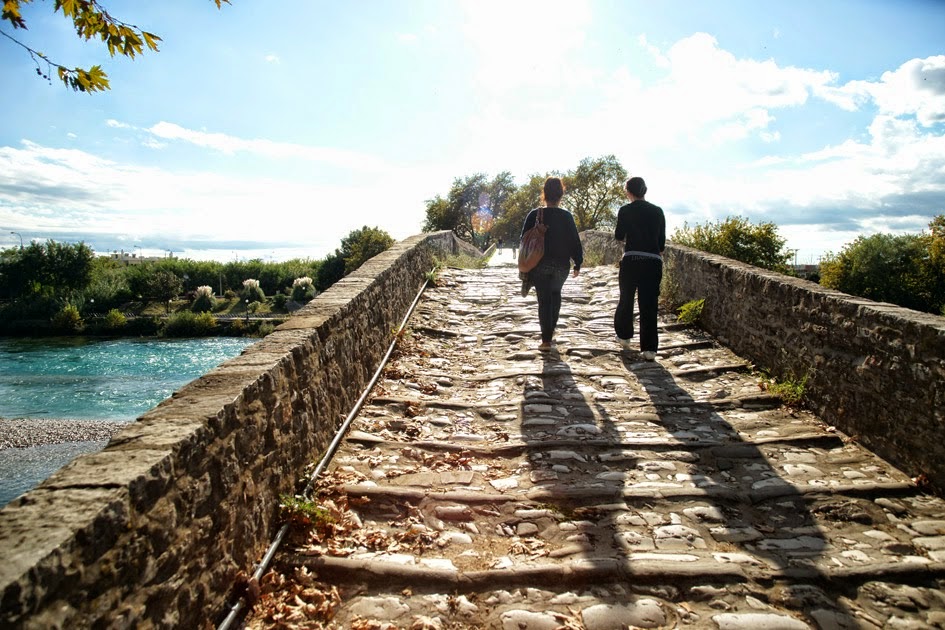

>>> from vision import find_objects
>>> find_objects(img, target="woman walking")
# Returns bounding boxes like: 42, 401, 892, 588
614, 176, 665, 360
520, 176, 583, 351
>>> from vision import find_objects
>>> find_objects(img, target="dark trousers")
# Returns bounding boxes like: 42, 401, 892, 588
531, 261, 570, 343
614, 257, 662, 351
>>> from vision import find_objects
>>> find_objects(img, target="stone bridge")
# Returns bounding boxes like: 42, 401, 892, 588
1, 231, 943, 628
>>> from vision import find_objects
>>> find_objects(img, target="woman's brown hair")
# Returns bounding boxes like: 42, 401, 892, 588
542, 177, 565, 206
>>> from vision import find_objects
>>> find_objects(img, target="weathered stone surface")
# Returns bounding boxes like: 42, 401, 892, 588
249, 257, 945, 629
657, 238, 945, 494
5, 237, 945, 628
0, 231, 463, 628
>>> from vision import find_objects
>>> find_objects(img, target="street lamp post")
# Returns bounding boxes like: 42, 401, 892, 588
10, 231, 23, 249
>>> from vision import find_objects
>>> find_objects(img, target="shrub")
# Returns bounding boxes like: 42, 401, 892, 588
192, 285, 216, 313
254, 322, 275, 337
271, 293, 288, 310
241, 278, 265, 304
672, 216, 793, 272
224, 289, 237, 299
104, 309, 127, 330
162, 310, 218, 337
676, 298, 705, 325
291, 276, 316, 302
52, 304, 84, 333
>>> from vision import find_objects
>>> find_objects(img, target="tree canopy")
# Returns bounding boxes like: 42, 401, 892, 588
423, 156, 628, 248
316, 226, 395, 291
0, 240, 94, 299
564, 155, 628, 231
1, 0, 228, 92
672, 216, 793, 272
819, 215, 945, 315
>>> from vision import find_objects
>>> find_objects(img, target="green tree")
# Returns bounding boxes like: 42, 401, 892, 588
564, 155, 628, 231
491, 173, 545, 246
820, 215, 945, 314
315, 253, 346, 292
673, 216, 793, 272
480, 171, 517, 246
1, 0, 229, 92
146, 270, 182, 304
423, 173, 489, 246
340, 226, 395, 274
85, 256, 131, 309
1, 240, 94, 299
314, 226, 395, 291
423, 172, 530, 249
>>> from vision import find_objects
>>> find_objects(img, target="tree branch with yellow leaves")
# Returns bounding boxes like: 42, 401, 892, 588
1, 0, 229, 93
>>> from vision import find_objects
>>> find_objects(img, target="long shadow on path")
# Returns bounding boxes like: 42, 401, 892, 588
514, 344, 860, 626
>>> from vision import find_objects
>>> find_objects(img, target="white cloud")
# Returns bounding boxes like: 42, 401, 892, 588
397, 33, 418, 43
454, 31, 841, 170
264, 53, 280, 63
146, 121, 390, 170
0, 139, 429, 259
870, 55, 945, 126
818, 55, 945, 125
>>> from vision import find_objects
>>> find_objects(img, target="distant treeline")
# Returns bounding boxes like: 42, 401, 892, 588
0, 226, 394, 330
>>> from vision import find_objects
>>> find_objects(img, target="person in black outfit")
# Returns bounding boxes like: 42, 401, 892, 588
613, 176, 665, 361
520, 177, 584, 351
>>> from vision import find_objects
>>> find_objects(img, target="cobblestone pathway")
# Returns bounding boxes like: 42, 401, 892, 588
246, 264, 945, 629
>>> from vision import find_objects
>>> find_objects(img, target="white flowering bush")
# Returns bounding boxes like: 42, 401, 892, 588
241, 278, 265, 304
192, 285, 216, 313
292, 276, 316, 302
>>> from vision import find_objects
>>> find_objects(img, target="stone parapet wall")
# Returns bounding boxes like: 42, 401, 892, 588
583, 230, 945, 492
580, 230, 623, 266
582, 230, 945, 490
0, 231, 468, 628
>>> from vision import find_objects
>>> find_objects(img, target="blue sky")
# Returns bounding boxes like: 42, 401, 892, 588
1, 0, 944, 265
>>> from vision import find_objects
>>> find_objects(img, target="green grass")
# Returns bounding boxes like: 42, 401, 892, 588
279, 494, 334, 529
435, 253, 488, 269
761, 371, 809, 407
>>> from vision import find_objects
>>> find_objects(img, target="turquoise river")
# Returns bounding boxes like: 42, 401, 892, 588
0, 336, 257, 506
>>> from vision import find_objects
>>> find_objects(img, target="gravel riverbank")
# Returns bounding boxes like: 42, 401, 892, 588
0, 418, 129, 450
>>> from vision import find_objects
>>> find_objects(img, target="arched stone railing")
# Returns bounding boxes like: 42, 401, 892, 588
3, 229, 942, 627
0, 231, 474, 628
581, 229, 945, 493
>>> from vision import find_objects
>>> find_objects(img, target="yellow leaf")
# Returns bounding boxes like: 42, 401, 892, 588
59, 0, 78, 19
142, 31, 162, 51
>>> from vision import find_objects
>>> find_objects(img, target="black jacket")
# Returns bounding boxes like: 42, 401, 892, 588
521, 206, 584, 271
614, 200, 665, 255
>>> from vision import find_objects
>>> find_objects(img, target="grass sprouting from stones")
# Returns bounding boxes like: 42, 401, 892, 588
676, 298, 705, 324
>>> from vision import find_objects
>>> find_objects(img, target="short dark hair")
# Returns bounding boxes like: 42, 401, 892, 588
626, 177, 647, 197
542, 177, 565, 205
